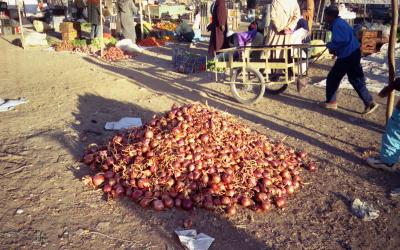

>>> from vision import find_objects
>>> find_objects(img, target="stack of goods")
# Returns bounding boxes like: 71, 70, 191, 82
82, 103, 317, 215
137, 37, 166, 47
60, 22, 81, 41
153, 21, 177, 32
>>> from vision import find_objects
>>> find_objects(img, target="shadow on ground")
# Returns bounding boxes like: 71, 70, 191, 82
52, 93, 268, 249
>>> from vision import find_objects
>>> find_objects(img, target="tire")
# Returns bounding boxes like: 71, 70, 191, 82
230, 67, 265, 104
265, 83, 288, 95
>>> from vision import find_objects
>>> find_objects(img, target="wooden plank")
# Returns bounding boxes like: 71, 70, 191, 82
386, 0, 398, 121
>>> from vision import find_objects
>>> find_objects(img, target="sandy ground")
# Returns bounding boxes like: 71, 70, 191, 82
0, 36, 400, 250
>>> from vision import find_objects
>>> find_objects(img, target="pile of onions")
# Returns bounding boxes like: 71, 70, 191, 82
82, 103, 317, 214
101, 47, 130, 62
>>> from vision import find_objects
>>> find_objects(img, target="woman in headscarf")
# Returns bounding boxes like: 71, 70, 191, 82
87, 0, 101, 39
208, 0, 228, 56
117, 0, 138, 43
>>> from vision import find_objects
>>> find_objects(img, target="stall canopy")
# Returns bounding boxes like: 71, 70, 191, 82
340, 0, 391, 4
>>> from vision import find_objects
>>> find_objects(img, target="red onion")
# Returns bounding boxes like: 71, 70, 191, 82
182, 199, 193, 210
92, 174, 105, 187
153, 199, 165, 211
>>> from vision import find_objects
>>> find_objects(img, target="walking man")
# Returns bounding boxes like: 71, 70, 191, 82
321, 5, 378, 115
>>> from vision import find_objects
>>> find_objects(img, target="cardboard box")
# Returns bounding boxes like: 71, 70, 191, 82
62, 31, 78, 41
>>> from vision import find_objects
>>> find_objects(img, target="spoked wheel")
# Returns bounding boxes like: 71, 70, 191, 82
230, 67, 265, 104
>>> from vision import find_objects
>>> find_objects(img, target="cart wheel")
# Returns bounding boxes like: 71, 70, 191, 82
265, 83, 288, 95
231, 68, 265, 104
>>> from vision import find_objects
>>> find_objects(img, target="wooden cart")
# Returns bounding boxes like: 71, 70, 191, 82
214, 44, 311, 104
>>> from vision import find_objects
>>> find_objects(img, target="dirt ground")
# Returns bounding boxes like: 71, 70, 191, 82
1, 36, 399, 250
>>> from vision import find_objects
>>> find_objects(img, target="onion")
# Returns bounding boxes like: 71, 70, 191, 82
153, 199, 165, 211
297, 151, 307, 159
275, 197, 286, 208
114, 185, 125, 196
225, 189, 235, 197
211, 174, 221, 184
175, 198, 182, 208
104, 170, 114, 179
163, 197, 174, 208
241, 197, 252, 207
307, 163, 318, 172
108, 178, 117, 187
103, 184, 112, 193
140, 198, 152, 208
255, 192, 269, 202
182, 199, 193, 210
286, 185, 295, 195
260, 202, 271, 211
145, 130, 154, 139
137, 178, 151, 189
226, 206, 237, 216
131, 189, 144, 201
221, 196, 231, 205
92, 174, 105, 187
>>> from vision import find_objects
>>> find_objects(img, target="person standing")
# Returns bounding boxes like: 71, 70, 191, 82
321, 5, 378, 114
75, 0, 86, 20
87, 0, 101, 39
117, 0, 138, 43
208, 0, 228, 56
266, 0, 300, 50
247, 0, 257, 22
367, 77, 400, 171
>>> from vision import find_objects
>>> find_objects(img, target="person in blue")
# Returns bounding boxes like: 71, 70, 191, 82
367, 77, 400, 172
321, 5, 379, 115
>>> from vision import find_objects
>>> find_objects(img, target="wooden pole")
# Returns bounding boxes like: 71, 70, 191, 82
140, 0, 144, 39
306, 0, 314, 32
100, 0, 104, 57
386, 0, 399, 122
147, 4, 151, 24
17, 0, 25, 49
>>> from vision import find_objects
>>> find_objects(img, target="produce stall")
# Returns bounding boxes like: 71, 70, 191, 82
146, 3, 187, 18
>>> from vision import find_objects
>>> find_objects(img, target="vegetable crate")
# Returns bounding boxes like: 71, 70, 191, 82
172, 48, 207, 74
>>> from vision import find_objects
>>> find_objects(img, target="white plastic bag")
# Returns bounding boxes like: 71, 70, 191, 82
24, 31, 48, 47
116, 39, 143, 53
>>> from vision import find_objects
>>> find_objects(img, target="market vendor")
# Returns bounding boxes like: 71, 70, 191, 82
175, 19, 195, 43
87, 0, 101, 39
117, 0, 139, 45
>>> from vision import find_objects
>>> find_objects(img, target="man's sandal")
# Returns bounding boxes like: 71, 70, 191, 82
366, 157, 400, 173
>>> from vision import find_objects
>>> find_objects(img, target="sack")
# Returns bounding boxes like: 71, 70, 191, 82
24, 31, 48, 47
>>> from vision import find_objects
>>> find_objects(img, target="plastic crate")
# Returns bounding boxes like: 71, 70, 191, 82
172, 48, 207, 74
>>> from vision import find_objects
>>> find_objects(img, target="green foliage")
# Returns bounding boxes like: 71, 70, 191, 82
71, 39, 87, 47
90, 37, 118, 49
206, 60, 225, 73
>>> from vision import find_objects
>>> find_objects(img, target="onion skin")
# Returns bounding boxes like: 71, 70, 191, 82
92, 174, 105, 187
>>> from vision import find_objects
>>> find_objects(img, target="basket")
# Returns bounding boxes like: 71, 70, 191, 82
172, 48, 207, 74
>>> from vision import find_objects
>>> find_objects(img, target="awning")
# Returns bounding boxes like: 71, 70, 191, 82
340, 0, 391, 4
